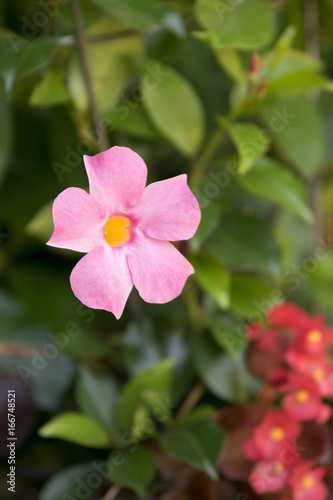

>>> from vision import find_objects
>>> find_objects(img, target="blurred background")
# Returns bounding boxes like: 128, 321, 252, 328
1, 0, 333, 499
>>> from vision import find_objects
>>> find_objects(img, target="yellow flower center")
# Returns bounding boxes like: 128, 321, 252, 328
313, 369, 324, 380
104, 216, 131, 247
270, 427, 285, 441
302, 477, 315, 489
296, 390, 309, 402
307, 330, 322, 343
272, 462, 284, 475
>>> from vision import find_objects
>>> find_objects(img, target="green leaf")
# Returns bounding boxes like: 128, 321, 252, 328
103, 100, 162, 140
15, 36, 59, 80
195, 0, 276, 50
29, 67, 70, 107
307, 252, 333, 314
89, 0, 185, 35
190, 203, 220, 251
239, 157, 313, 222
262, 48, 333, 93
116, 359, 174, 429
205, 315, 248, 354
68, 17, 144, 112
158, 420, 225, 479
39, 463, 97, 500
191, 252, 231, 309
0, 77, 12, 185
203, 212, 280, 277
109, 447, 156, 497
213, 48, 244, 82
140, 60, 205, 156
229, 123, 271, 174
193, 332, 260, 403
230, 274, 281, 318
75, 366, 118, 432
38, 412, 110, 448
260, 94, 323, 178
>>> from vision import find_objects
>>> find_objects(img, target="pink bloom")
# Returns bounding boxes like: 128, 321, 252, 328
290, 465, 328, 500
249, 460, 290, 493
244, 410, 301, 461
281, 373, 331, 423
47, 146, 201, 318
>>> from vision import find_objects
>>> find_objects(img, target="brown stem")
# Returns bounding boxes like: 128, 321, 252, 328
102, 484, 122, 500
173, 381, 205, 426
70, 0, 109, 152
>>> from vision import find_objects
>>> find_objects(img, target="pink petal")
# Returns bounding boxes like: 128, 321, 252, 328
70, 245, 133, 319
47, 187, 106, 252
127, 234, 194, 303
84, 146, 147, 214
131, 174, 201, 241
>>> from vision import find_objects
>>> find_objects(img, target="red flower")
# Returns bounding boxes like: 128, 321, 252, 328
268, 303, 310, 331
245, 411, 301, 461
282, 373, 331, 423
290, 465, 328, 500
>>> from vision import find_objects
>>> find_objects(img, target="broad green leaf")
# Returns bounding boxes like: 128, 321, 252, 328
158, 420, 225, 479
141, 60, 205, 156
191, 253, 231, 309
213, 48, 244, 82
29, 67, 70, 107
193, 332, 260, 403
103, 100, 161, 140
230, 274, 281, 318
116, 359, 174, 429
203, 212, 280, 277
89, 0, 185, 35
68, 17, 144, 112
38, 412, 110, 448
39, 463, 97, 500
75, 366, 118, 432
0, 77, 12, 185
109, 447, 156, 497
15, 36, 59, 80
195, 0, 276, 50
260, 94, 323, 178
239, 157, 313, 222
25, 201, 53, 241
229, 123, 271, 174
205, 315, 248, 354
262, 48, 333, 93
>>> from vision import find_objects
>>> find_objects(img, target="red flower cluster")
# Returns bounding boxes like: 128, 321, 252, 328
244, 303, 333, 499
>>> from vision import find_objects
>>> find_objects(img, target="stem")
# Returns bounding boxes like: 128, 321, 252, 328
173, 381, 205, 426
303, 0, 319, 59
103, 484, 122, 500
190, 118, 230, 190
70, 0, 109, 152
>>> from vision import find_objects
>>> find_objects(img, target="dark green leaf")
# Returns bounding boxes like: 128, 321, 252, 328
203, 212, 280, 277
191, 252, 231, 309
39, 463, 97, 500
0, 77, 12, 185
158, 420, 225, 479
239, 157, 313, 222
109, 447, 156, 497
193, 331, 261, 403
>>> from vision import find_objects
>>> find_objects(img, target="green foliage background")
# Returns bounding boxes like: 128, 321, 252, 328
1, 0, 333, 498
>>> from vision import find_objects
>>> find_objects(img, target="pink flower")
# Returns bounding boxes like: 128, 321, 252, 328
47, 146, 201, 318
249, 460, 290, 493
281, 373, 331, 423
290, 465, 328, 500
